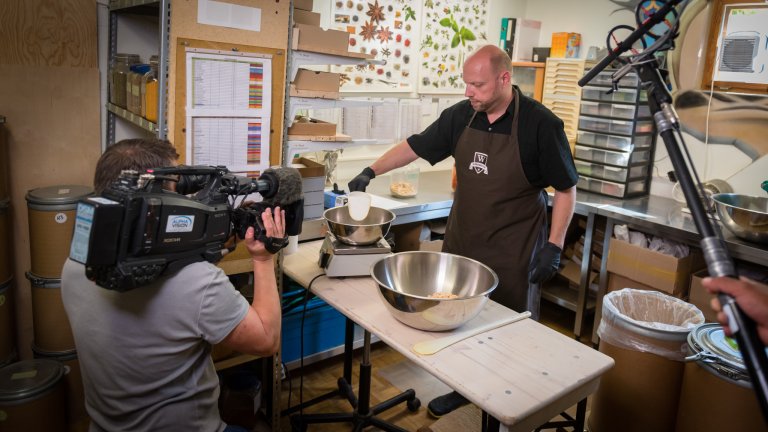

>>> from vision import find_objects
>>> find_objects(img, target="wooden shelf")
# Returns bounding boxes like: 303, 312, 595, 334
107, 103, 157, 133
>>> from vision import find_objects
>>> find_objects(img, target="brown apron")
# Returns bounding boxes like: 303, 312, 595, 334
443, 87, 548, 320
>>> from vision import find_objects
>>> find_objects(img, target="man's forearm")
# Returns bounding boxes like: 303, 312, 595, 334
549, 186, 576, 248
251, 258, 281, 343
370, 140, 419, 176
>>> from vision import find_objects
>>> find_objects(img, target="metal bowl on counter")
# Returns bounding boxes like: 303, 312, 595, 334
370, 251, 499, 331
324, 206, 395, 245
712, 193, 768, 245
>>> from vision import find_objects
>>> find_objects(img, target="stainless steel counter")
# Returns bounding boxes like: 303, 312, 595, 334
363, 170, 455, 224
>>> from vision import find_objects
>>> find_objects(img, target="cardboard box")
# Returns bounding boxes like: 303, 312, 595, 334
551, 32, 581, 58
293, 9, 320, 25
293, 23, 349, 55
302, 176, 325, 193
293, 69, 341, 93
688, 270, 717, 322
558, 259, 598, 286
606, 238, 704, 298
303, 190, 323, 206
303, 203, 323, 219
291, 157, 325, 178
287, 118, 337, 136
392, 222, 425, 252
419, 240, 444, 252
293, 0, 313, 11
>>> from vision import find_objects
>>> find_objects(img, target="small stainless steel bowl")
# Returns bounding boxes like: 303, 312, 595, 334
371, 251, 499, 331
712, 193, 768, 245
324, 206, 395, 246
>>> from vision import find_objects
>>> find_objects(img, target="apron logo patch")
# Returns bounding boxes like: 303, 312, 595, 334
468, 152, 489, 174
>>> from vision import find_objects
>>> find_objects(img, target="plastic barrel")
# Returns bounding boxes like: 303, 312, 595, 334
588, 288, 704, 432
0, 359, 67, 432
32, 346, 89, 432
26, 185, 92, 279
26, 272, 75, 354
0, 279, 15, 366
0, 199, 11, 286
674, 323, 764, 432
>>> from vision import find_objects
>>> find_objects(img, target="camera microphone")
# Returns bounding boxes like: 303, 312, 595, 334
258, 167, 303, 207
237, 167, 305, 237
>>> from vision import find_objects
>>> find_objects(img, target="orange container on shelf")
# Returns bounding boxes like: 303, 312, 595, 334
551, 32, 581, 58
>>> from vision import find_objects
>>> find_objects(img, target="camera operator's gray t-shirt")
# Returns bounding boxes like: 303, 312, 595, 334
62, 259, 250, 432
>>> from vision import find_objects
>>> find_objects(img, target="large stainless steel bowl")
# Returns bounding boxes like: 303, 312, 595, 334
712, 193, 768, 245
371, 251, 499, 331
324, 206, 395, 245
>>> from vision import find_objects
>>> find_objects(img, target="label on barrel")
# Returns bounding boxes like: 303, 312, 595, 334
54, 212, 67, 224
11, 370, 37, 380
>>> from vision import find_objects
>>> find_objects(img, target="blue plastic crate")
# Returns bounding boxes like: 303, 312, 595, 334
281, 296, 346, 363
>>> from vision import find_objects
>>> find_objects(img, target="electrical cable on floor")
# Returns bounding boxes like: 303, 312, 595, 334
299, 273, 326, 417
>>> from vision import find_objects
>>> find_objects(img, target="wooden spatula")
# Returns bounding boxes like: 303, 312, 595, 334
412, 311, 532, 356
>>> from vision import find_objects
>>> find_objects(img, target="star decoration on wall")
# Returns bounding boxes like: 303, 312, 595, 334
366, 0, 385, 24
359, 20, 378, 41
377, 26, 393, 44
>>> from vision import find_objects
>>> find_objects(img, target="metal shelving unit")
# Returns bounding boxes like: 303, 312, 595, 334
106, 0, 170, 145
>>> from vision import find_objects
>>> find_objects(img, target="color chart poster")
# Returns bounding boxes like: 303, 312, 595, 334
185, 50, 272, 172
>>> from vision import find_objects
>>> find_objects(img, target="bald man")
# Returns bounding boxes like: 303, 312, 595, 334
349, 45, 577, 417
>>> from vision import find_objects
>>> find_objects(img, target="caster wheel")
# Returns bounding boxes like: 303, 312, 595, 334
407, 397, 421, 412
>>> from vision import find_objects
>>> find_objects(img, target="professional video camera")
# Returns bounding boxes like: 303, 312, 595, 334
69, 165, 304, 292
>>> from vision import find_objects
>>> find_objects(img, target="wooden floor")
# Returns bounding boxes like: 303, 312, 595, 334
268, 298, 596, 432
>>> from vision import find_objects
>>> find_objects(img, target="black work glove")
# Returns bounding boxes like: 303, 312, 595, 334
348, 167, 376, 192
529, 242, 562, 284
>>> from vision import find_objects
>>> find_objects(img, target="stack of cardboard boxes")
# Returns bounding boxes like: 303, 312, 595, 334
287, 0, 346, 139
292, 157, 325, 220
606, 236, 705, 300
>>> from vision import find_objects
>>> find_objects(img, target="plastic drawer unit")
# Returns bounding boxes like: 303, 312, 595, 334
576, 131, 652, 152
575, 160, 650, 183
579, 101, 651, 120
577, 175, 648, 198
574, 144, 651, 167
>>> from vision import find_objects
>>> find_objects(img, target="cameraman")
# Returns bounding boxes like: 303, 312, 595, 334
61, 138, 283, 432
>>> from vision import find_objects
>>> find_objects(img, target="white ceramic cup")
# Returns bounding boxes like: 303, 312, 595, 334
347, 191, 371, 221
285, 235, 299, 255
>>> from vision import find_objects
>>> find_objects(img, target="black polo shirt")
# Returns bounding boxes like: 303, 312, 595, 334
406, 92, 578, 191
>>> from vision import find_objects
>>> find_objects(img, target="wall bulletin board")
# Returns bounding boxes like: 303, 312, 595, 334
173, 38, 286, 171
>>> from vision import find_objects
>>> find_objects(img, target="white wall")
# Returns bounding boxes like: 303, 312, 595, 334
525, 0, 636, 58
306, 0, 767, 198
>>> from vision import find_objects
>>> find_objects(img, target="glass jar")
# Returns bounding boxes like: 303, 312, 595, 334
109, 53, 139, 108
390, 164, 419, 198
127, 64, 150, 115
142, 55, 159, 122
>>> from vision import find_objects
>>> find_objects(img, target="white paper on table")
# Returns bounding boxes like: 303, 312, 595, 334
369, 194, 408, 210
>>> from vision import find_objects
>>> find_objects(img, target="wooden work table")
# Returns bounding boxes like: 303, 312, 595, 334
282, 240, 614, 431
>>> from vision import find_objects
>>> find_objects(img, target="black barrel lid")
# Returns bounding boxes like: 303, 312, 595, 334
0, 359, 64, 402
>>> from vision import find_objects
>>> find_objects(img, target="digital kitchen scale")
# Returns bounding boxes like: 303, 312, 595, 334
318, 234, 392, 277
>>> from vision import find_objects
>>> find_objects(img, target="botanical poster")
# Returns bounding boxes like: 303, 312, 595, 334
330, 0, 421, 92
418, 0, 489, 93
